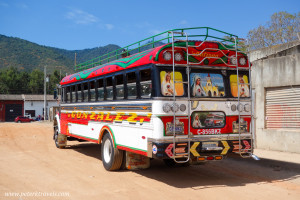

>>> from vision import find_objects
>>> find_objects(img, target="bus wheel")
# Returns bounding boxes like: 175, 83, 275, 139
53, 126, 67, 149
101, 133, 123, 171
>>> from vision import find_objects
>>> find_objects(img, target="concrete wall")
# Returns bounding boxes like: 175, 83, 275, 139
250, 41, 300, 153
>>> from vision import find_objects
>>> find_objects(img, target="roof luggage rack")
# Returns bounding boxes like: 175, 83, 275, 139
75, 27, 244, 71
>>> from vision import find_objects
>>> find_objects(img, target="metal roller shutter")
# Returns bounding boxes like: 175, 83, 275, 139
265, 86, 300, 129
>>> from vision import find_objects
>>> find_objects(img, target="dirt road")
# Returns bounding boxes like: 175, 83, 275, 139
1, 122, 300, 200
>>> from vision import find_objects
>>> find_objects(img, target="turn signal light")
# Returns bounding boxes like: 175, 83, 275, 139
198, 157, 205, 161
215, 156, 223, 160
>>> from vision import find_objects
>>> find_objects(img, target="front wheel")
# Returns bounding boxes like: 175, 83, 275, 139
101, 133, 123, 171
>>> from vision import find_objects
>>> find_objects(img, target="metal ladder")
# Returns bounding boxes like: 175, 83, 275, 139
169, 31, 191, 163
232, 37, 256, 159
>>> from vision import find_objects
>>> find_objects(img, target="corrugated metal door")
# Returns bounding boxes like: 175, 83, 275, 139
265, 86, 300, 129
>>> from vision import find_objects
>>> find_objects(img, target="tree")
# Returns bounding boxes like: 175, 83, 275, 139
247, 11, 300, 50
28, 69, 44, 94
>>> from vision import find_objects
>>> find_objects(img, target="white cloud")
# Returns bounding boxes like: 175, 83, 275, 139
105, 24, 114, 30
65, 8, 98, 25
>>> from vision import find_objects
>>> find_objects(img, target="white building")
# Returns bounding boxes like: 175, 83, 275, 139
23, 94, 59, 120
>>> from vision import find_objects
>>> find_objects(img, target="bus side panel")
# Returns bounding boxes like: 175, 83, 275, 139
111, 123, 153, 154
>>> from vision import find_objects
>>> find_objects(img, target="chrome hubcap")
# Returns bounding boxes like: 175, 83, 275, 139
103, 139, 112, 163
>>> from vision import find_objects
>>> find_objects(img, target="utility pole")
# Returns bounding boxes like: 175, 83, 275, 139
75, 52, 77, 66
44, 66, 47, 121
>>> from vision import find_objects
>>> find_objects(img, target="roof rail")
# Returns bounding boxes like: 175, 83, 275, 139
75, 27, 241, 71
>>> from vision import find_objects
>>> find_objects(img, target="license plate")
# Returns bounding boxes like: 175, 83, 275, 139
202, 142, 218, 148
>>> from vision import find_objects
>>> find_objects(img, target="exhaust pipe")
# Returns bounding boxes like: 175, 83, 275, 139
251, 154, 260, 161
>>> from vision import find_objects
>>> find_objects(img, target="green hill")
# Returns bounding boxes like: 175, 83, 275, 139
0, 34, 120, 74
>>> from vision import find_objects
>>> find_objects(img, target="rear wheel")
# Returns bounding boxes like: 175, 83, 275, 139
101, 133, 123, 171
17, 120, 21, 123
53, 126, 66, 149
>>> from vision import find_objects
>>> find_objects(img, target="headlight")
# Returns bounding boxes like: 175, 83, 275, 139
231, 104, 237, 111
163, 52, 172, 61
237, 104, 244, 112
174, 53, 183, 61
171, 103, 179, 112
244, 104, 251, 112
163, 103, 171, 113
180, 104, 186, 112
239, 57, 247, 65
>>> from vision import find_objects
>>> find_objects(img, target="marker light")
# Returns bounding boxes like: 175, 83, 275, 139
163, 103, 171, 113
163, 52, 172, 61
239, 57, 247, 66
174, 53, 183, 61
230, 57, 237, 65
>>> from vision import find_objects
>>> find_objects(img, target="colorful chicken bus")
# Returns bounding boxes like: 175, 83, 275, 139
53, 27, 258, 171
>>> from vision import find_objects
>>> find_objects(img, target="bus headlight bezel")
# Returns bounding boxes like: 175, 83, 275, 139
163, 103, 171, 113
163, 51, 172, 61
179, 104, 186, 112
171, 103, 179, 113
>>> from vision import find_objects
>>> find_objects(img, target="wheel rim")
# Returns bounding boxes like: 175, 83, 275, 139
103, 138, 112, 163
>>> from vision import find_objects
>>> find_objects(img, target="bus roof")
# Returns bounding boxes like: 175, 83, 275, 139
61, 27, 247, 86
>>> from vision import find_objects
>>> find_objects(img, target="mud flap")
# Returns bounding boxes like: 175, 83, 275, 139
125, 151, 150, 170
57, 134, 67, 148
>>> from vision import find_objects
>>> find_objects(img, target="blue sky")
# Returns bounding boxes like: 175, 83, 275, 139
0, 0, 299, 50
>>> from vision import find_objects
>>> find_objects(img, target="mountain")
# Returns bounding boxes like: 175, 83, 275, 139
0, 34, 120, 73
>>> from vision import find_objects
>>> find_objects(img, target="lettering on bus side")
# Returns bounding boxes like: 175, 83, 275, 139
67, 111, 152, 125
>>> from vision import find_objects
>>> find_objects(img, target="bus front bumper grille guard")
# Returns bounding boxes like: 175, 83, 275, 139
148, 137, 252, 160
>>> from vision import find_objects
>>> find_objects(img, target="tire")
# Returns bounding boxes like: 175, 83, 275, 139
18, 120, 21, 123
53, 126, 66, 149
101, 133, 123, 171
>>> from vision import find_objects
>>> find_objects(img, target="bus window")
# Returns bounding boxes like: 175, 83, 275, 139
127, 72, 137, 99
116, 74, 124, 100
78, 84, 82, 102
66, 86, 70, 103
90, 81, 96, 101
83, 83, 88, 102
71, 85, 76, 102
230, 74, 250, 97
97, 79, 104, 101
106, 77, 113, 100
140, 69, 151, 98
190, 73, 225, 97
160, 71, 184, 96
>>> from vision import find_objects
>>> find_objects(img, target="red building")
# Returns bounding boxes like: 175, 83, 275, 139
0, 95, 24, 122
